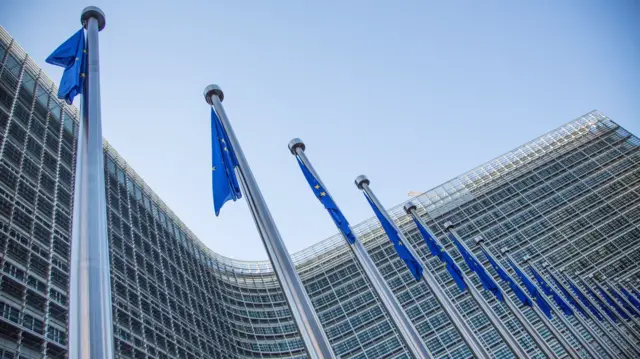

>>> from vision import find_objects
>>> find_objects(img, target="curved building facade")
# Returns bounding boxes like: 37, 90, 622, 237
1, 26, 639, 359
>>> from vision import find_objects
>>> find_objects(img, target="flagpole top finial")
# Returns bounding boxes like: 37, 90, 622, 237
81, 6, 106, 31
288, 138, 305, 154
523, 255, 531, 262
443, 221, 454, 230
473, 236, 485, 245
403, 202, 417, 214
354, 175, 369, 189
500, 247, 509, 254
204, 84, 224, 104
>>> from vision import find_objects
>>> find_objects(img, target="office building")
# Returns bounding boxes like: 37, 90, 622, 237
0, 26, 639, 358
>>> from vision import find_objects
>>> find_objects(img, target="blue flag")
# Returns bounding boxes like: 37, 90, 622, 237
297, 158, 356, 244
595, 283, 630, 320
564, 275, 603, 321
412, 218, 466, 292
480, 248, 532, 307
547, 271, 588, 318
45, 29, 86, 105
609, 287, 639, 317
364, 194, 423, 281
632, 288, 640, 303
621, 287, 640, 313
529, 266, 573, 316
583, 283, 617, 322
507, 258, 553, 319
447, 233, 503, 302
211, 109, 241, 216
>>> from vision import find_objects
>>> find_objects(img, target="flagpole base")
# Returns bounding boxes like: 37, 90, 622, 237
288, 138, 305, 154
354, 175, 369, 189
204, 84, 224, 104
81, 6, 106, 31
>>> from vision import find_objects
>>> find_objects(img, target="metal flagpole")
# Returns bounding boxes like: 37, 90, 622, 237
533, 263, 621, 359
439, 223, 533, 359
544, 266, 635, 358
68, 7, 114, 359
499, 250, 584, 359
510, 255, 603, 359
465, 239, 559, 359
566, 272, 640, 355
404, 203, 512, 358
584, 275, 640, 340
203, 86, 335, 359
289, 141, 432, 359
600, 275, 640, 329
354, 176, 494, 359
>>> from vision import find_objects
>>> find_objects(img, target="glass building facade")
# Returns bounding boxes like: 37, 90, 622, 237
0, 26, 639, 359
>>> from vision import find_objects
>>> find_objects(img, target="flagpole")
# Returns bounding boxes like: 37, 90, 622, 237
510, 255, 602, 359
203, 86, 335, 359
438, 223, 533, 359
543, 265, 634, 358
533, 263, 620, 358
584, 275, 640, 340
565, 271, 640, 355
404, 206, 520, 359
600, 275, 640, 328
354, 177, 493, 359
465, 239, 559, 359
289, 141, 432, 359
68, 7, 114, 359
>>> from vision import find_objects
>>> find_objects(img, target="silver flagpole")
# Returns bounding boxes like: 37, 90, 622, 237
566, 272, 640, 355
405, 206, 522, 359
499, 250, 583, 359
68, 7, 114, 359
289, 140, 432, 359
533, 263, 621, 358
440, 223, 533, 359
600, 275, 640, 329
465, 239, 559, 359
544, 266, 634, 358
203, 86, 335, 359
354, 176, 493, 359
510, 255, 602, 359
585, 275, 640, 340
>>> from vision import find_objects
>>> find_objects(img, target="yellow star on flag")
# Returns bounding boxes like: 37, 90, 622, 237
314, 184, 320, 190
320, 192, 326, 197
212, 166, 216, 171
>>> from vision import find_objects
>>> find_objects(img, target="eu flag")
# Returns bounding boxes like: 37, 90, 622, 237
564, 275, 603, 321
632, 288, 640, 303
609, 288, 639, 317
595, 283, 630, 320
507, 258, 552, 319
480, 248, 532, 307
45, 29, 86, 105
584, 284, 617, 322
547, 271, 588, 318
447, 233, 503, 302
620, 287, 640, 313
211, 109, 241, 216
297, 158, 356, 244
364, 195, 423, 281
412, 218, 466, 292
529, 266, 573, 316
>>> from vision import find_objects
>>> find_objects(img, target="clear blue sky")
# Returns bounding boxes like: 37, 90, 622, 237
2, 1, 638, 261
